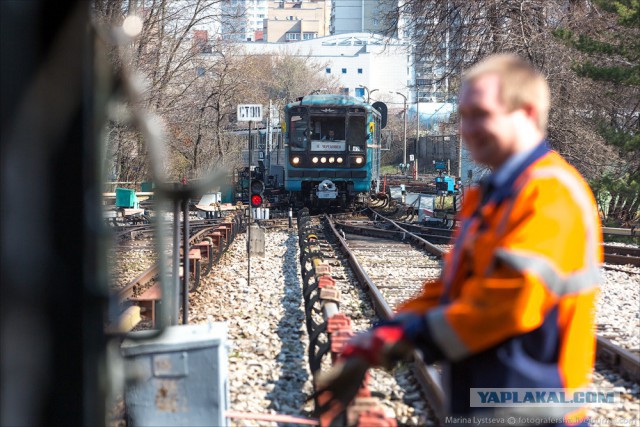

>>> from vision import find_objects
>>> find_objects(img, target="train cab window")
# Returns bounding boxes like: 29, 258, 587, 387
310, 116, 345, 142
290, 115, 308, 151
347, 115, 366, 151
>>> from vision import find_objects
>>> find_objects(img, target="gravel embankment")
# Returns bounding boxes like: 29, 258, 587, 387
190, 230, 314, 426
597, 267, 640, 352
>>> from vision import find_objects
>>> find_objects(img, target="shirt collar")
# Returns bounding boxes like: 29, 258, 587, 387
491, 143, 539, 188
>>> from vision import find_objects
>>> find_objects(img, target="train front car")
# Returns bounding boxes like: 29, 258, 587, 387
284, 94, 385, 209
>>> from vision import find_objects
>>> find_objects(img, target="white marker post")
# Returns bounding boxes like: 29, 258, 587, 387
237, 104, 263, 288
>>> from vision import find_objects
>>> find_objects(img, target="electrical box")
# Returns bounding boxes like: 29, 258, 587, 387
115, 188, 139, 209
121, 323, 229, 427
418, 195, 436, 222
435, 176, 455, 193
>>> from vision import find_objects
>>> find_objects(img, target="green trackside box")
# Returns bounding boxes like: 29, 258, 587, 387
141, 181, 154, 193
115, 188, 138, 208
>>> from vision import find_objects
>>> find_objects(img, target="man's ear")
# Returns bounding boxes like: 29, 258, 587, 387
522, 103, 537, 123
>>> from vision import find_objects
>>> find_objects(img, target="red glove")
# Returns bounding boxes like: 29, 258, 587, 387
340, 324, 411, 369
311, 323, 415, 419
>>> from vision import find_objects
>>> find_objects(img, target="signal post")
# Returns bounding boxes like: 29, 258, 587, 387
237, 104, 265, 287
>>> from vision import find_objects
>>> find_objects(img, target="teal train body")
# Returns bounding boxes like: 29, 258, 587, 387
284, 94, 385, 207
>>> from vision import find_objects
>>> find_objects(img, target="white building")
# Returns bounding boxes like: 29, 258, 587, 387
238, 32, 412, 106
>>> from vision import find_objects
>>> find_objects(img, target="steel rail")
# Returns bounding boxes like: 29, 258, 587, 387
604, 253, 640, 267
115, 214, 241, 303
602, 245, 640, 257
324, 214, 447, 423
366, 209, 446, 257
335, 220, 453, 245
595, 337, 640, 383
117, 264, 160, 303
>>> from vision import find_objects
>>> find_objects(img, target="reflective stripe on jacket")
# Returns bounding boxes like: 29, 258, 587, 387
398, 144, 602, 420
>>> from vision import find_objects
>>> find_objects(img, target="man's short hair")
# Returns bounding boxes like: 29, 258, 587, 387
463, 53, 550, 131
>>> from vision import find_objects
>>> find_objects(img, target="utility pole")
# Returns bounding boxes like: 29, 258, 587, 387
396, 92, 408, 170
416, 87, 420, 166
457, 109, 462, 179
267, 99, 272, 172
359, 84, 369, 103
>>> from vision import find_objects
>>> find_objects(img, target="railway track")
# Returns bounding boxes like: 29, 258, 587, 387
603, 245, 640, 267
324, 213, 446, 421
107, 203, 637, 424
350, 212, 639, 382
304, 210, 639, 425
109, 212, 244, 330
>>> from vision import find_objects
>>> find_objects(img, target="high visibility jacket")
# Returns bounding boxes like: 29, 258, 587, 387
398, 143, 602, 421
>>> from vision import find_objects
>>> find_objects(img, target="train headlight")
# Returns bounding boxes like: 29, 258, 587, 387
354, 157, 364, 165
312, 157, 319, 163
337, 157, 343, 164
329, 157, 335, 163
320, 157, 327, 163
292, 156, 300, 165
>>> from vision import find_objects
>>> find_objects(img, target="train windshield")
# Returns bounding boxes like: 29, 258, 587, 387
289, 115, 308, 151
347, 115, 366, 152
289, 107, 369, 152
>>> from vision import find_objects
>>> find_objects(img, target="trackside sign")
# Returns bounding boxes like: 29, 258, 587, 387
237, 104, 263, 122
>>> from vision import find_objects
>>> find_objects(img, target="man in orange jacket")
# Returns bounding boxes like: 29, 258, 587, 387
317, 54, 602, 426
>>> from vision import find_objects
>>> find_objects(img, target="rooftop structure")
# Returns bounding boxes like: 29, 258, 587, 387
237, 33, 411, 106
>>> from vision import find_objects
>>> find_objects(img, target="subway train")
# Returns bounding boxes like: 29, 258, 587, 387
284, 94, 387, 208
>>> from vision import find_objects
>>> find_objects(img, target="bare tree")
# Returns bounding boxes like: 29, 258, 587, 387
379, 0, 638, 185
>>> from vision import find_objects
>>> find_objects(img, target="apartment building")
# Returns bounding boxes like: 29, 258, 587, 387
221, 0, 269, 42
330, 0, 390, 35
263, 0, 330, 42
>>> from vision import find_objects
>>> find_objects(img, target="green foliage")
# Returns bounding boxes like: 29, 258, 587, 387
380, 165, 398, 175
598, 122, 640, 155
554, 2, 640, 86
551, 28, 573, 42
574, 34, 624, 56
573, 62, 640, 85
590, 173, 640, 223
594, 0, 640, 27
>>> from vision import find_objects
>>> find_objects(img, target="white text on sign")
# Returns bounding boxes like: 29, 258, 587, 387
237, 104, 263, 122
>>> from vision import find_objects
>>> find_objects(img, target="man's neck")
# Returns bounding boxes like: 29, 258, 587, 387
491, 140, 544, 187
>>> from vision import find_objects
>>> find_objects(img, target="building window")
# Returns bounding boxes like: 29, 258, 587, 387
357, 68, 363, 74
326, 67, 331, 74
340, 87, 349, 96
355, 87, 365, 98
341, 68, 347, 74
196, 67, 206, 77
303, 32, 316, 40
373, 18, 379, 26
285, 32, 300, 41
